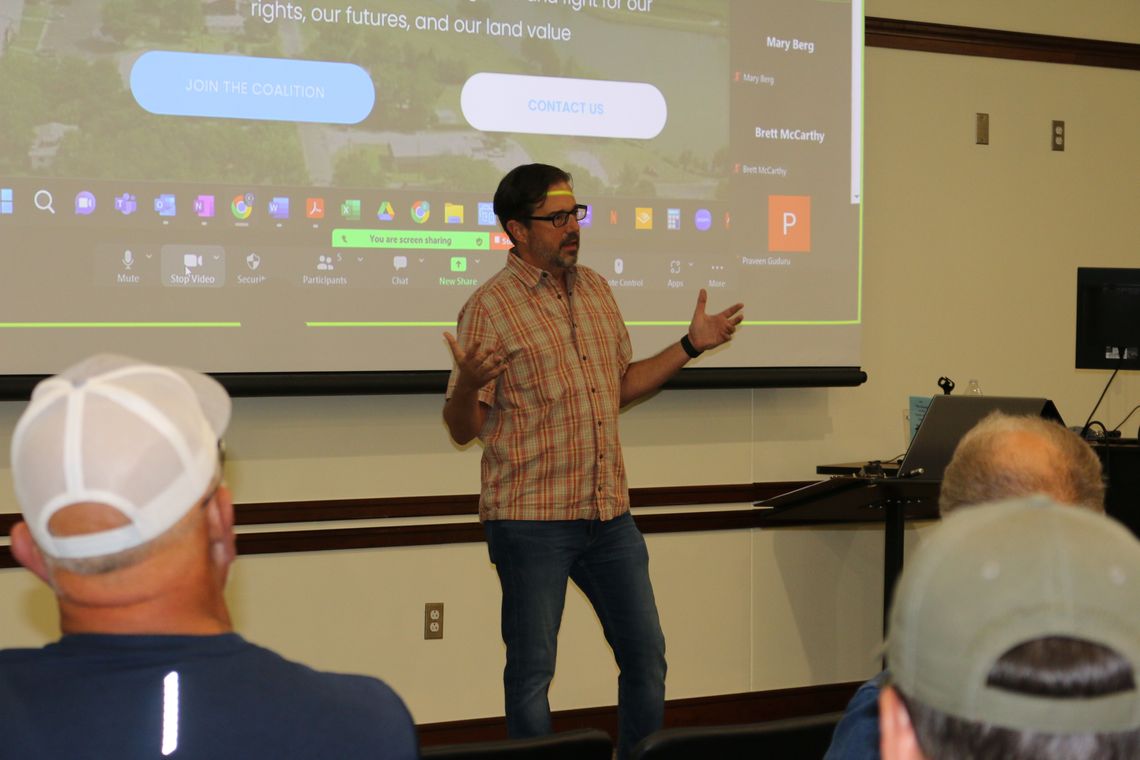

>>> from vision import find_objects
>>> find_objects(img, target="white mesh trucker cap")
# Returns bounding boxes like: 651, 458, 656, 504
11, 354, 231, 560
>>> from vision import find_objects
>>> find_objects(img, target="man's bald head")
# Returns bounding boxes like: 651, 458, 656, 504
939, 412, 1105, 514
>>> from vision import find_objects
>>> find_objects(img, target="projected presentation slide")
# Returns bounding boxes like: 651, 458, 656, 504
0, 0, 862, 375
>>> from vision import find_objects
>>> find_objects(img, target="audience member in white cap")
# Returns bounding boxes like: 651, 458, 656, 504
0, 354, 418, 759
880, 496, 1139, 759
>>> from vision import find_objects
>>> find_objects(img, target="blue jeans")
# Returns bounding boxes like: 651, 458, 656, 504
484, 513, 667, 760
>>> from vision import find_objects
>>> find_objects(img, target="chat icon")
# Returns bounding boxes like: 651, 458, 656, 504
393, 255, 408, 271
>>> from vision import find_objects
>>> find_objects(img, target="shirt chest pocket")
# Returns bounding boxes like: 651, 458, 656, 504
500, 332, 575, 407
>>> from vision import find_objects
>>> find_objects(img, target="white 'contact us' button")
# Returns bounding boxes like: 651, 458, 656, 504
461, 73, 667, 139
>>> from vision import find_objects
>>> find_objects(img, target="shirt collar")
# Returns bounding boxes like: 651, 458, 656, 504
507, 248, 576, 291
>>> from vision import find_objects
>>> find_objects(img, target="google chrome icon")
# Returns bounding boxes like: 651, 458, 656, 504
411, 200, 430, 224
232, 193, 254, 220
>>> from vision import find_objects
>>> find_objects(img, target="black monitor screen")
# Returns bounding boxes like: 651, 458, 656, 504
1076, 267, 1140, 370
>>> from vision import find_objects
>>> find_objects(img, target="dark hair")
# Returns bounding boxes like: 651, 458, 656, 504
493, 163, 573, 244
898, 637, 1139, 760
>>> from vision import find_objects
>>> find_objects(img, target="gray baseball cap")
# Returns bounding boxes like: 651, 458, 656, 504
887, 496, 1140, 734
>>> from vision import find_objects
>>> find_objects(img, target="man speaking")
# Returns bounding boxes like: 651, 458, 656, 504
444, 164, 743, 759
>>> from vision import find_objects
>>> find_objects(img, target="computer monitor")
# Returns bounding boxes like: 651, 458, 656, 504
898, 396, 1063, 482
1076, 267, 1140, 370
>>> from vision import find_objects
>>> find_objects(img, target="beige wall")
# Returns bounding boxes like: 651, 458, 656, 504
1, 1, 1138, 726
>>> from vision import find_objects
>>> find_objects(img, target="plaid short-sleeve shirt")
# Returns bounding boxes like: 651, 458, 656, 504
446, 253, 632, 521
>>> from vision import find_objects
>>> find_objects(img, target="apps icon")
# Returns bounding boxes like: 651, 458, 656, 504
609, 209, 618, 225
154, 194, 177, 217
694, 208, 712, 231
113, 193, 137, 215
477, 202, 495, 226
0, 188, 11, 215
450, 256, 467, 272
268, 196, 290, 220
75, 191, 96, 215
768, 195, 811, 252
667, 208, 680, 230
306, 198, 325, 219
231, 193, 254, 220
340, 199, 361, 220
246, 252, 261, 270
411, 200, 430, 224
444, 202, 464, 224
376, 201, 395, 221
393, 255, 408, 271
634, 207, 652, 230
614, 258, 624, 274
194, 195, 215, 218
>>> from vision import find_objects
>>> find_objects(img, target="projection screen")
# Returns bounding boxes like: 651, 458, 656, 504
0, 0, 864, 393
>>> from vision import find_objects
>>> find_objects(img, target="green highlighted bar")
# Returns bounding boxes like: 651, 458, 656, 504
0, 322, 240, 328
307, 321, 456, 327
625, 320, 860, 327
333, 229, 492, 250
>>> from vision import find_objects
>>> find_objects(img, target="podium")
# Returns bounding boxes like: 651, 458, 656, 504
754, 476, 939, 632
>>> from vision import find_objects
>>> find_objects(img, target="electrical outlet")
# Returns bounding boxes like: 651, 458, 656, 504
424, 602, 444, 640
975, 113, 989, 145
1052, 120, 1065, 151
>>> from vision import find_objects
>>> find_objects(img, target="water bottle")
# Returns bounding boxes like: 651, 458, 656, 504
966, 379, 983, 396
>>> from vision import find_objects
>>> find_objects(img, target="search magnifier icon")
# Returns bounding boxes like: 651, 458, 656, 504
34, 190, 55, 214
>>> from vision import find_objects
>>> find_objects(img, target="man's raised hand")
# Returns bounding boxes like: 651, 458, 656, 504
444, 332, 508, 391
687, 289, 744, 352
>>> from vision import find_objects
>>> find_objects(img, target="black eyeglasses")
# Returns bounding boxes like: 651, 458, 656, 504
528, 204, 588, 228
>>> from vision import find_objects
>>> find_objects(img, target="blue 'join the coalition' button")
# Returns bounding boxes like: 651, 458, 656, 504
130, 51, 375, 124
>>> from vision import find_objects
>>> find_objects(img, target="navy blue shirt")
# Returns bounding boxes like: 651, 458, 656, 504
823, 670, 887, 760
0, 633, 418, 759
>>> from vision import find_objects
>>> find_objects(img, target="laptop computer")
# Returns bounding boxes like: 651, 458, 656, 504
897, 396, 1063, 481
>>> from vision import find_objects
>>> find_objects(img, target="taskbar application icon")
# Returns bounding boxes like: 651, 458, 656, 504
232, 193, 254, 220
411, 200, 430, 224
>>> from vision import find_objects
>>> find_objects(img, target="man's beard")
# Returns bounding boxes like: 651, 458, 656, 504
550, 232, 579, 268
